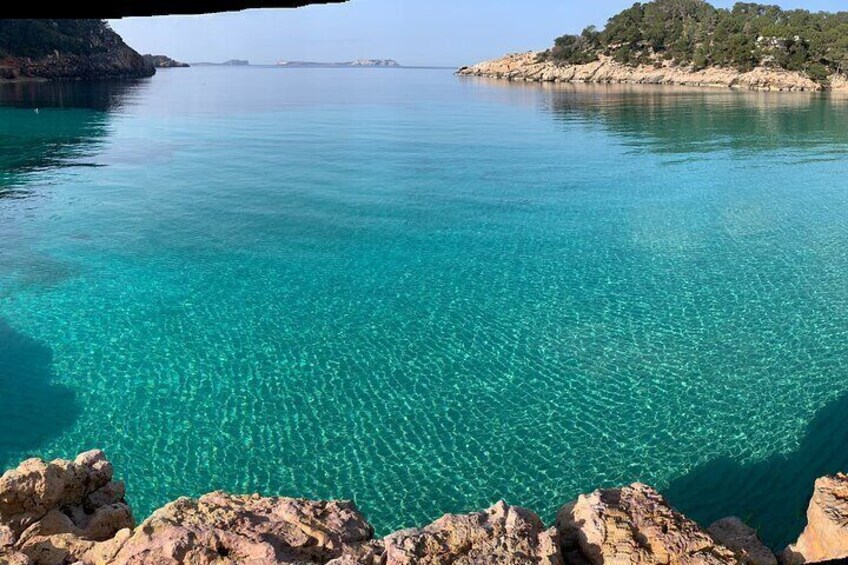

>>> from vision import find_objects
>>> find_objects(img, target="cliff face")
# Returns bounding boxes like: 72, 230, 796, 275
0, 21, 155, 81
1, 451, 846, 564
457, 52, 834, 92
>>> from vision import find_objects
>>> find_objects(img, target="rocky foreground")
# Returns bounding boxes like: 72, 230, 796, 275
0, 452, 847, 564
457, 52, 848, 92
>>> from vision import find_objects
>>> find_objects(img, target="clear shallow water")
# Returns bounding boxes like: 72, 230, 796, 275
2, 69, 848, 548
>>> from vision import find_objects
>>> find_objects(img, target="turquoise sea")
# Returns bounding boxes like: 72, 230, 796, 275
3, 67, 848, 549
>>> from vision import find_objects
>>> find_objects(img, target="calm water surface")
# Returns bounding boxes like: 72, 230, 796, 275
2, 67, 848, 548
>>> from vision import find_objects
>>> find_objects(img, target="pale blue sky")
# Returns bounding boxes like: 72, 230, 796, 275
110, 0, 848, 67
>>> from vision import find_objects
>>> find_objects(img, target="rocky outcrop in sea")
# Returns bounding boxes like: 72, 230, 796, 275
1, 451, 848, 564
457, 52, 847, 92
141, 55, 189, 69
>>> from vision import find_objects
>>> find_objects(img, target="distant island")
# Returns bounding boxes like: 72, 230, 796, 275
275, 59, 401, 68
0, 20, 154, 80
459, 0, 848, 91
142, 54, 190, 68
192, 59, 251, 66
178, 59, 456, 70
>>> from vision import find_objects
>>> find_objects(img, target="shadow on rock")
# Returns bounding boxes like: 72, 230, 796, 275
664, 391, 848, 551
0, 317, 78, 470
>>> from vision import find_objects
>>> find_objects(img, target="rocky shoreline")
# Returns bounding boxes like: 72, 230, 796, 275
0, 52, 154, 82
457, 52, 848, 93
141, 55, 189, 69
0, 452, 847, 564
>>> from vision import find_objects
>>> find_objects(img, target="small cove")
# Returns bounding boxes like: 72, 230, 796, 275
2, 68, 848, 548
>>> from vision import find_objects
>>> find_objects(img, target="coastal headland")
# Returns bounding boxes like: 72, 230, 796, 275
459, 0, 848, 92
0, 21, 154, 81
457, 52, 848, 92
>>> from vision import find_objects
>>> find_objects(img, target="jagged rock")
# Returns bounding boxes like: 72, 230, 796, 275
0, 451, 133, 565
556, 483, 736, 564
707, 517, 776, 565
81, 482, 125, 514
0, 548, 31, 565
556, 503, 593, 565
326, 541, 384, 565
5, 451, 848, 565
380, 500, 562, 564
0, 525, 14, 548
106, 491, 374, 564
0, 451, 130, 539
457, 52, 832, 92
0, 525, 29, 565
16, 512, 96, 565
784, 473, 848, 564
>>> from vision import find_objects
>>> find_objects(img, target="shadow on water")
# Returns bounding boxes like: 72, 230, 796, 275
0, 317, 78, 469
663, 391, 848, 551
0, 80, 145, 198
0, 79, 144, 111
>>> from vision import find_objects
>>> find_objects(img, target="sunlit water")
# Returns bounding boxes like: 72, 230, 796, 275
3, 68, 848, 548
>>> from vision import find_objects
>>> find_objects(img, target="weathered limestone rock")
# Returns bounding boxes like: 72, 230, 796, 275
17, 515, 97, 565
0, 525, 14, 548
107, 491, 374, 564
0, 450, 132, 541
707, 517, 775, 565
0, 523, 28, 564
0, 548, 31, 565
326, 541, 384, 565
457, 52, 836, 92
15, 503, 134, 564
0, 451, 133, 565
380, 500, 562, 564
784, 473, 848, 564
6, 450, 848, 565
556, 483, 736, 564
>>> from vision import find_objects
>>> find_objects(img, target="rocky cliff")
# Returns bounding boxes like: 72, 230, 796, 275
0, 21, 154, 81
1, 451, 847, 564
457, 52, 840, 92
